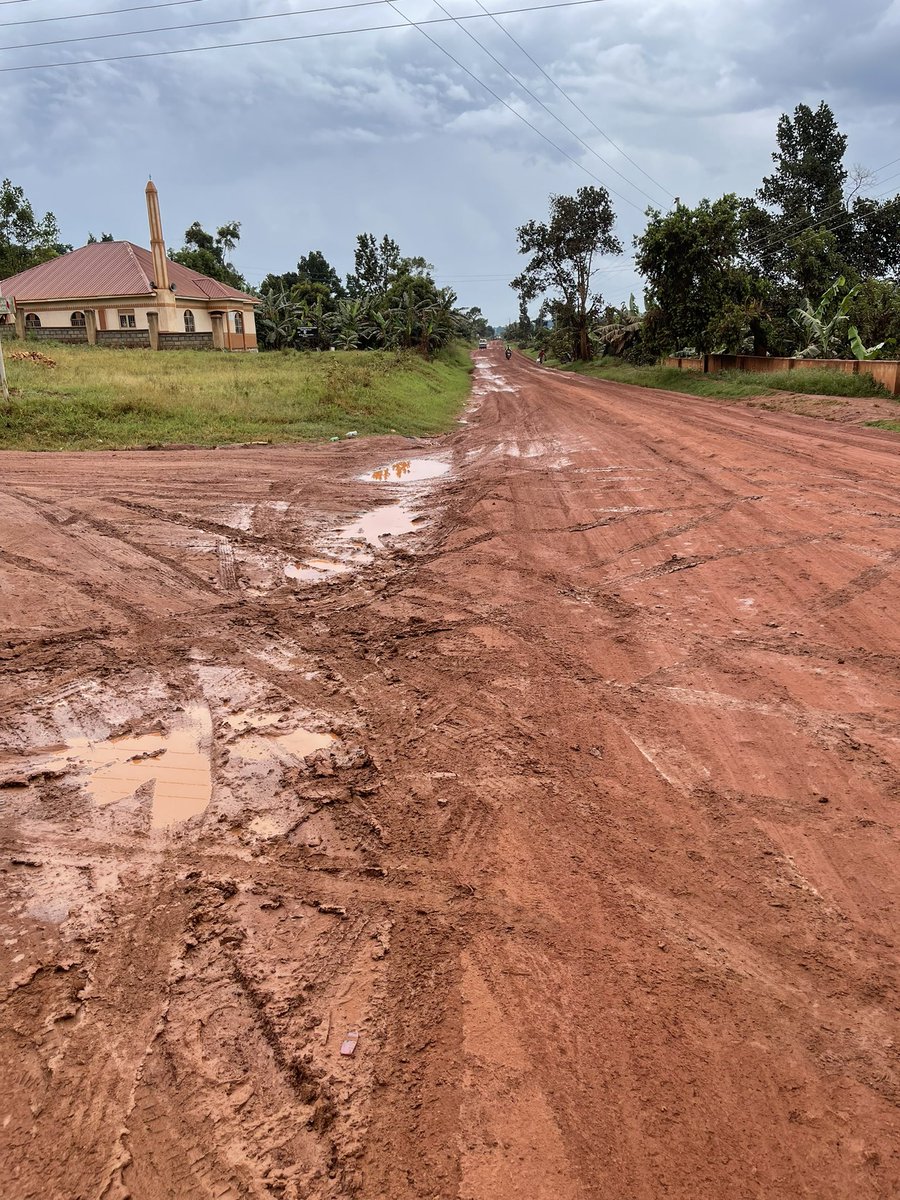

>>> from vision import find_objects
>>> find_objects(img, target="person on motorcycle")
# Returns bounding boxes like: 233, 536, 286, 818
505, 345, 512, 360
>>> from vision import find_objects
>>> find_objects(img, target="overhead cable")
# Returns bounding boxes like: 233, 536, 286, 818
416, 0, 662, 207
383, 0, 646, 211
472, 0, 674, 202
0, 0, 617, 72
0, 0, 208, 28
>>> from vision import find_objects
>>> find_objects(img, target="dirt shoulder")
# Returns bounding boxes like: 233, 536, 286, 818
1, 351, 897, 1199
733, 387, 900, 425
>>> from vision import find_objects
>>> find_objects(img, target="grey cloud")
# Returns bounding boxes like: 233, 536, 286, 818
3, 0, 899, 323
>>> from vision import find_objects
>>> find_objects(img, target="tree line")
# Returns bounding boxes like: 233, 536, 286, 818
0, 183, 491, 355
505, 102, 900, 364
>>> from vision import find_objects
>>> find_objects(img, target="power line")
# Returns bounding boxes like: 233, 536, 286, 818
1, 0, 208, 28
412, 0, 661, 208
2, 1, 669, 219
0, 0, 392, 50
0, 0, 616, 72
383, 0, 646, 212
471, 0, 674, 202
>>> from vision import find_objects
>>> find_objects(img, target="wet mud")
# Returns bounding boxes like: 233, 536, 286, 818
1, 347, 898, 1199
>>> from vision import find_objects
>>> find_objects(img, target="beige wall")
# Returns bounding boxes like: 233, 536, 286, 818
16, 297, 257, 343
100, 306, 153, 330
178, 305, 213, 333
19, 305, 90, 328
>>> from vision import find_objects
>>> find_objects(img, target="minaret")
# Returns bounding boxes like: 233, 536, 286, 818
145, 179, 177, 331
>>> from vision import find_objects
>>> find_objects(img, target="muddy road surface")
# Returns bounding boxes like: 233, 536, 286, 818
1, 347, 898, 1199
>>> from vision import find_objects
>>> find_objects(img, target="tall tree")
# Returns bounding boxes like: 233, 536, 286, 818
635, 196, 761, 355
511, 186, 621, 361
346, 233, 431, 298
297, 249, 344, 296
757, 102, 848, 226
347, 233, 401, 297
170, 220, 249, 290
0, 179, 69, 279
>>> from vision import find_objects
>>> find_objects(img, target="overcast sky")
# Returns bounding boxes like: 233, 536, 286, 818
4, 0, 900, 324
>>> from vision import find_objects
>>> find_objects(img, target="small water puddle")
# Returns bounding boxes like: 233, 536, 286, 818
232, 722, 336, 762
36, 703, 213, 829
284, 557, 352, 584
340, 504, 424, 546
363, 458, 450, 483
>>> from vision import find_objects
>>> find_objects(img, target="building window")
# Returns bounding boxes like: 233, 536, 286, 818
234, 311, 244, 334
183, 310, 195, 333
118, 311, 137, 329
71, 311, 86, 327
25, 313, 41, 328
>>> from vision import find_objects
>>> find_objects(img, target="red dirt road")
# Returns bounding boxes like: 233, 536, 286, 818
1, 347, 898, 1199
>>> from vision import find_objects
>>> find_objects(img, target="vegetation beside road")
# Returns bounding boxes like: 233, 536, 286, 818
0, 342, 473, 451
528, 353, 893, 401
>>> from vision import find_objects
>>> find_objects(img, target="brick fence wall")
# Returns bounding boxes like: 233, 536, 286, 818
16, 326, 89, 344
158, 332, 215, 350
664, 353, 900, 395
97, 329, 151, 349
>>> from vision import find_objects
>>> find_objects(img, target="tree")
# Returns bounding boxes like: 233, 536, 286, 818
458, 305, 491, 341
255, 289, 303, 350
635, 196, 761, 355
170, 220, 248, 290
758, 102, 848, 227
845, 277, 900, 358
346, 233, 401, 297
297, 250, 344, 296
790, 275, 856, 358
346, 232, 431, 298
789, 274, 884, 360
0, 179, 69, 279
746, 101, 900, 296
87, 232, 114, 243
511, 186, 622, 361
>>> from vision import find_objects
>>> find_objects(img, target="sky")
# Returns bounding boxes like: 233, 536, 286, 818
4, 0, 900, 326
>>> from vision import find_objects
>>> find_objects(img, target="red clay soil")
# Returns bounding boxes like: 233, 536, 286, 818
0, 347, 898, 1200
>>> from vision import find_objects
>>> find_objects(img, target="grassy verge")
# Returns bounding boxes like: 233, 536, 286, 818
868, 419, 900, 432
0, 341, 474, 451
535, 354, 894, 401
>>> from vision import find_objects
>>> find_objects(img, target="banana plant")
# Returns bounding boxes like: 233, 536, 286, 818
847, 325, 885, 361
790, 275, 858, 358
255, 289, 303, 350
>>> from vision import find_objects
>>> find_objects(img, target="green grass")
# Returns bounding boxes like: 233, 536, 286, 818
535, 354, 894, 401
0, 341, 474, 450
868, 420, 900, 432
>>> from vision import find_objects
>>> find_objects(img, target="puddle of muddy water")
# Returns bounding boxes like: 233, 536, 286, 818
339, 504, 422, 546
232, 723, 336, 762
362, 458, 450, 483
35, 703, 213, 829
284, 557, 352, 584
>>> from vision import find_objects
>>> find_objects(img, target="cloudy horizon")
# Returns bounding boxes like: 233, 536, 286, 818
4, 0, 900, 326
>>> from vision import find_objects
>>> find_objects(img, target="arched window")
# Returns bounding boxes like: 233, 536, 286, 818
234, 311, 244, 334
25, 313, 41, 328
70, 311, 86, 327
183, 309, 195, 333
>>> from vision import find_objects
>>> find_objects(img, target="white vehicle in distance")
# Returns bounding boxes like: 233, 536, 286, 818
478, 339, 488, 349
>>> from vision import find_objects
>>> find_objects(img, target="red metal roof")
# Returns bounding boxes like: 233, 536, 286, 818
0, 241, 257, 304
